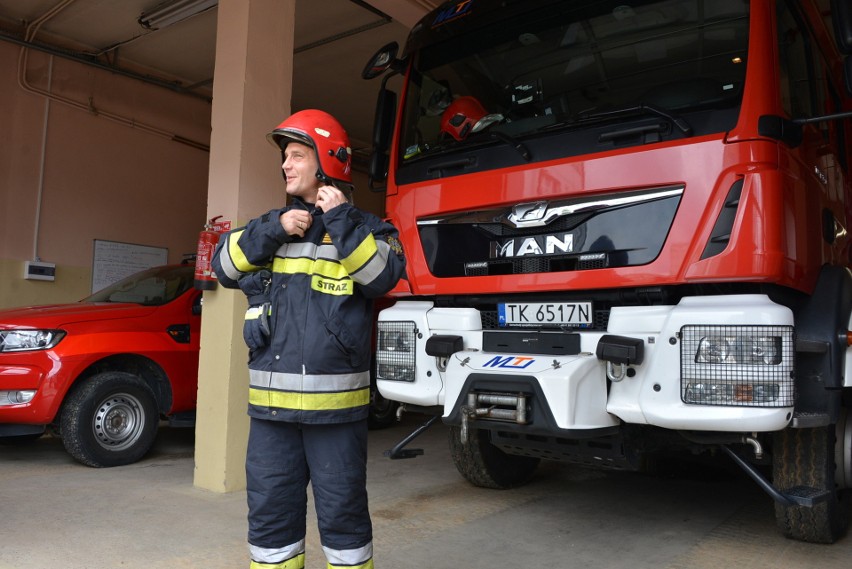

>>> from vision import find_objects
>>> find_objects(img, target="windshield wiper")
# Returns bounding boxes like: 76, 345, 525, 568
579, 104, 693, 136
540, 104, 693, 137
489, 131, 532, 161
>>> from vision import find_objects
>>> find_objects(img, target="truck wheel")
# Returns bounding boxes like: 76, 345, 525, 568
60, 371, 159, 468
368, 384, 398, 429
368, 363, 399, 430
772, 417, 850, 543
449, 426, 540, 489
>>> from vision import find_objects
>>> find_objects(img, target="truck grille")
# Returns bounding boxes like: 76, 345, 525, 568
417, 186, 682, 278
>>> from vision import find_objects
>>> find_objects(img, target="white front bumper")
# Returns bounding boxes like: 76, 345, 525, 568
377, 294, 795, 433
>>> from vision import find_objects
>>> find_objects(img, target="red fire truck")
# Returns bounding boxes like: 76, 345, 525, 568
364, 0, 852, 543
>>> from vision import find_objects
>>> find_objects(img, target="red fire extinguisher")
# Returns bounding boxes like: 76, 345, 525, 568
194, 215, 231, 290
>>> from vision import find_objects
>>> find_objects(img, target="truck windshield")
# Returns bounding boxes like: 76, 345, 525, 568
83, 266, 193, 306
399, 0, 749, 166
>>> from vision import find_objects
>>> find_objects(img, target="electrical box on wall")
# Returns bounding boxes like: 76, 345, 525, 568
24, 261, 56, 281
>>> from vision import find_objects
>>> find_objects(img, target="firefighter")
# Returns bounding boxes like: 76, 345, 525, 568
212, 109, 406, 569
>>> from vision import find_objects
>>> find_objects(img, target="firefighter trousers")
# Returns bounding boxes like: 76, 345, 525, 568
246, 417, 374, 569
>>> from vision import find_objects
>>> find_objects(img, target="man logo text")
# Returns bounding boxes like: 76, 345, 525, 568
490, 233, 573, 258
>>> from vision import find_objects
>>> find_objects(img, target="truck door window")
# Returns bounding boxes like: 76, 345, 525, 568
777, 0, 817, 118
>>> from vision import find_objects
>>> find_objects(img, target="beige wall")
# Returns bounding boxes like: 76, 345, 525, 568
0, 39, 211, 309
0, 37, 385, 312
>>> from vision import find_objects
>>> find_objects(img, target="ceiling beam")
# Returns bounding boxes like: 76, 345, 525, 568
361, 0, 435, 28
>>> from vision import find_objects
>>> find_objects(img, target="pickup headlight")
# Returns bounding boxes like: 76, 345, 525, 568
376, 321, 416, 382
680, 325, 793, 407
0, 329, 66, 352
0, 390, 37, 405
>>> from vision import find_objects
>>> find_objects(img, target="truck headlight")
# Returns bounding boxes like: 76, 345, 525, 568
680, 325, 793, 407
0, 329, 65, 352
376, 321, 416, 382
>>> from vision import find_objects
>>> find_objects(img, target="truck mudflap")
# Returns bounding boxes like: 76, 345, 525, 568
719, 444, 832, 508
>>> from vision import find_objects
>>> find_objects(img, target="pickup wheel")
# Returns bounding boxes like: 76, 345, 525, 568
449, 426, 540, 489
772, 416, 850, 543
60, 371, 159, 468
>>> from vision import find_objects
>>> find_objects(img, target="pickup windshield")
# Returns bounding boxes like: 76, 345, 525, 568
84, 265, 193, 306
399, 0, 749, 167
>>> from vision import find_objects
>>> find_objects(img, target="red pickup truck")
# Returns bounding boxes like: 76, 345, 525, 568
0, 264, 201, 467
0, 263, 397, 467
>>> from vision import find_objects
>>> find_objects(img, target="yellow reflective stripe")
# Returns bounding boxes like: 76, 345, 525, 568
312, 259, 349, 279
249, 387, 370, 411
272, 257, 349, 280
249, 553, 305, 569
273, 257, 310, 274
340, 235, 378, 274
228, 230, 264, 273
311, 275, 354, 296
328, 559, 373, 569
245, 306, 263, 320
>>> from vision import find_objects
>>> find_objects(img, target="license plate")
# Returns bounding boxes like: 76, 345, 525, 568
498, 302, 593, 327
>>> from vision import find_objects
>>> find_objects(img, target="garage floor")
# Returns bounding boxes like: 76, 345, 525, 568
1, 415, 851, 569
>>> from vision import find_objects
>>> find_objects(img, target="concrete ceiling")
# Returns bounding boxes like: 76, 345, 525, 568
0, 0, 436, 152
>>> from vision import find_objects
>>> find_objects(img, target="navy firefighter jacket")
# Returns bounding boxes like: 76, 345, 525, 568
212, 198, 406, 424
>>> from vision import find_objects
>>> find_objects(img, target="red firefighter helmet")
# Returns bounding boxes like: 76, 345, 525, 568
267, 109, 353, 185
440, 96, 488, 141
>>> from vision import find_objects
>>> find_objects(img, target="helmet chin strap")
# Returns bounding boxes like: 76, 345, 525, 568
315, 171, 354, 205
315, 170, 333, 187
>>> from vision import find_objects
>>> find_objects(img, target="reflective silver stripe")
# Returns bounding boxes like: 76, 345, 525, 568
245, 306, 263, 320
349, 240, 390, 285
274, 242, 291, 259
279, 241, 311, 258
249, 369, 370, 392
317, 244, 341, 260
250, 540, 305, 563
322, 541, 373, 566
281, 242, 339, 261
219, 234, 242, 282
279, 241, 340, 261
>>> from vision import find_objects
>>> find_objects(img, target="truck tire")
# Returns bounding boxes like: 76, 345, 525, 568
368, 360, 398, 430
772, 420, 850, 543
449, 426, 540, 489
368, 382, 398, 429
60, 371, 159, 468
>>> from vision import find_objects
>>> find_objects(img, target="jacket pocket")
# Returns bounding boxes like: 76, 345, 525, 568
243, 303, 271, 351
325, 314, 366, 369
239, 270, 273, 350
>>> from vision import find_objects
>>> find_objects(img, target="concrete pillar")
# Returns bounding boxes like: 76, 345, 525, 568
194, 0, 295, 493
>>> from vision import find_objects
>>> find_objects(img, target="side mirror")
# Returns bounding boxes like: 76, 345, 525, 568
368, 86, 397, 190
362, 42, 400, 80
832, 0, 852, 54
846, 56, 852, 97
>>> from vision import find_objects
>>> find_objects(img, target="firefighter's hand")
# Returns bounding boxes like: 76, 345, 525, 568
316, 185, 347, 213
280, 210, 312, 237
